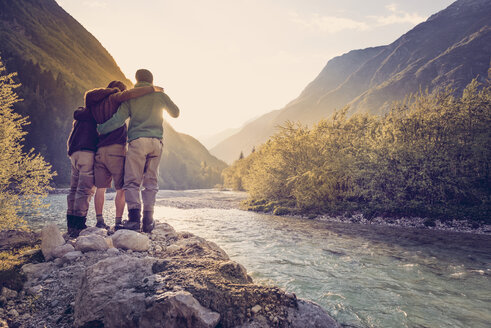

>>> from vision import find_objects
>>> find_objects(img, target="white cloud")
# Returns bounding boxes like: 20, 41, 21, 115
290, 12, 370, 34
370, 4, 426, 26
290, 4, 426, 34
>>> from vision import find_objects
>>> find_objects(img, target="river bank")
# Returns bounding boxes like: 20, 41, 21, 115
153, 189, 491, 235
0, 224, 339, 328
49, 188, 490, 235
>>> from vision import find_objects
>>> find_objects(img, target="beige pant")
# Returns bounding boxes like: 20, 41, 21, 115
67, 151, 95, 217
94, 144, 126, 189
124, 138, 162, 211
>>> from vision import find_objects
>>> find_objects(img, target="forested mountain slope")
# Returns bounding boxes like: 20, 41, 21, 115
0, 0, 226, 188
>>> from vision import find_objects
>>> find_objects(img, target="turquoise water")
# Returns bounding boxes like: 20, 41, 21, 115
30, 191, 491, 328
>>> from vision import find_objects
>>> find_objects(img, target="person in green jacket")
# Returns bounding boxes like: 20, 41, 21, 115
97, 69, 179, 232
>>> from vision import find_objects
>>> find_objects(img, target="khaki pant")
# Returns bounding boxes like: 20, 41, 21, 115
124, 138, 162, 211
67, 151, 95, 217
94, 144, 126, 189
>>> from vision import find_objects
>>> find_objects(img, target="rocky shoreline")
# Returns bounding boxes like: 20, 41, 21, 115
307, 213, 491, 235
0, 224, 340, 328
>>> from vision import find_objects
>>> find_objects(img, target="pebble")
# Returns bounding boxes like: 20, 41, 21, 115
8, 309, 19, 317
285, 292, 296, 299
251, 305, 262, 314
2, 287, 18, 300
107, 247, 120, 256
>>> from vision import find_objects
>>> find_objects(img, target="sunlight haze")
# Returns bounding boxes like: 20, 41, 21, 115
57, 0, 454, 142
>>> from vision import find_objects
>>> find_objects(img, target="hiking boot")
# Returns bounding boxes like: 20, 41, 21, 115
95, 220, 109, 230
122, 208, 141, 231
113, 218, 124, 231
142, 210, 155, 233
68, 215, 87, 238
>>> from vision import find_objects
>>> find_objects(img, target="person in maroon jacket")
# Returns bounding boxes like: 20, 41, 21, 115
66, 107, 98, 237
86, 81, 163, 229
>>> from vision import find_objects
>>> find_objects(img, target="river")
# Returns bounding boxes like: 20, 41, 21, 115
27, 190, 491, 328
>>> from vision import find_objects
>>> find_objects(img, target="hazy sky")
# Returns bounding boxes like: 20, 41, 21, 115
57, 0, 454, 140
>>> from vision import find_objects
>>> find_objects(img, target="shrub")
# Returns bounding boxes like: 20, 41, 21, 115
0, 58, 55, 230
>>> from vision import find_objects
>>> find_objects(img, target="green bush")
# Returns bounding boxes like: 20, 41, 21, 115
225, 80, 491, 222
0, 59, 55, 230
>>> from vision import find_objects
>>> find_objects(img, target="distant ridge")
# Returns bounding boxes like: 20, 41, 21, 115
212, 0, 491, 163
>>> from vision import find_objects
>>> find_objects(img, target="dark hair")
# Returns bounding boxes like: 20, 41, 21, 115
107, 80, 127, 91
135, 69, 153, 84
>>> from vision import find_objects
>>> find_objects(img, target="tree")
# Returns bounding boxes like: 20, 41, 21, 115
0, 58, 56, 230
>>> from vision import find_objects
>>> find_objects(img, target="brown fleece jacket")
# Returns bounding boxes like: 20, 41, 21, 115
85, 86, 155, 148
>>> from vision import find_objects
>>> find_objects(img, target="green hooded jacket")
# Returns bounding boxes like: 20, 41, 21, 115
97, 81, 179, 141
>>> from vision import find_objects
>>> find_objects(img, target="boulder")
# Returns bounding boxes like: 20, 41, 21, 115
111, 230, 150, 251
41, 224, 65, 260
79, 227, 108, 237
21, 262, 55, 281
219, 261, 252, 283
51, 243, 75, 258
61, 251, 83, 263
75, 234, 109, 252
286, 299, 341, 328
73, 255, 155, 327
139, 291, 220, 328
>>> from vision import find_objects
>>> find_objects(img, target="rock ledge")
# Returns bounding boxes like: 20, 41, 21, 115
3, 223, 339, 328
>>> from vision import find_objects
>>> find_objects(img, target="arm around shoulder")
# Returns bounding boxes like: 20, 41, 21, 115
111, 86, 154, 103
97, 102, 130, 134
160, 93, 180, 118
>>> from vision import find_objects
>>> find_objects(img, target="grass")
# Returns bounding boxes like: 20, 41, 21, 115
0, 244, 44, 291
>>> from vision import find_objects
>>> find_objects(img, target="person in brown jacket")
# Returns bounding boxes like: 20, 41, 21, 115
66, 106, 98, 237
86, 81, 163, 229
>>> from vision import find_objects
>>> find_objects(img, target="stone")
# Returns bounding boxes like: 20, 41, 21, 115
8, 309, 19, 317
75, 234, 109, 252
21, 262, 55, 281
251, 305, 262, 314
61, 251, 83, 263
105, 237, 114, 248
286, 299, 341, 328
79, 227, 108, 237
219, 260, 252, 283
1, 287, 18, 300
21, 313, 31, 320
106, 247, 119, 256
73, 255, 155, 327
139, 291, 221, 328
52, 243, 75, 258
41, 224, 65, 261
27, 285, 42, 296
111, 230, 150, 251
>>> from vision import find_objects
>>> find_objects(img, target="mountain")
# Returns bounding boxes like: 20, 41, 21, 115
0, 0, 226, 188
198, 127, 241, 150
212, 0, 491, 164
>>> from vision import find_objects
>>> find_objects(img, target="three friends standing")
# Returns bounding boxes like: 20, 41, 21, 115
66, 69, 179, 237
